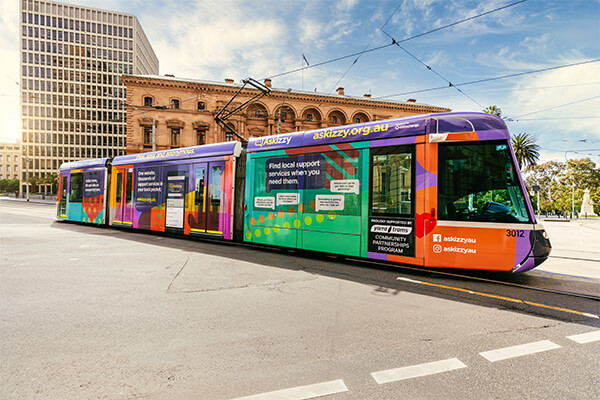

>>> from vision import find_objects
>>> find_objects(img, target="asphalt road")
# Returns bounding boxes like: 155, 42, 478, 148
1, 201, 599, 399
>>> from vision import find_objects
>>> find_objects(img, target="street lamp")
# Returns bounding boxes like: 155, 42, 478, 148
532, 183, 540, 219
565, 151, 575, 219
22, 146, 32, 202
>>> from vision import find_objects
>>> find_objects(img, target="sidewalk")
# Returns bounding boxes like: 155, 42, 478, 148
538, 219, 600, 279
0, 196, 56, 205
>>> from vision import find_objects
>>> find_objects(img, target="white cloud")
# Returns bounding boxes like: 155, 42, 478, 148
141, 0, 288, 80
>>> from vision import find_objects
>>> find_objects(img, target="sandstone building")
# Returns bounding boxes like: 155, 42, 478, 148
121, 75, 451, 153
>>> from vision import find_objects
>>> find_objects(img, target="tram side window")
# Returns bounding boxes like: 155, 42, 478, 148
194, 167, 205, 208
69, 172, 84, 203
438, 142, 531, 223
210, 165, 223, 212
126, 170, 133, 203
370, 146, 413, 216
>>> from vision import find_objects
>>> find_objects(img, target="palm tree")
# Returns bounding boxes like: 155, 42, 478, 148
512, 132, 540, 170
483, 105, 503, 118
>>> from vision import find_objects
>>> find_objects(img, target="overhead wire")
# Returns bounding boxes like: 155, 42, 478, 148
327, 0, 407, 94
409, 82, 600, 100
514, 117, 600, 121
263, 0, 527, 81
509, 94, 600, 120
378, 1, 507, 109
378, 59, 600, 99
384, 33, 485, 108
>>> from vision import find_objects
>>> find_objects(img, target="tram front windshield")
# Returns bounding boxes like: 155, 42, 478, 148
437, 141, 531, 223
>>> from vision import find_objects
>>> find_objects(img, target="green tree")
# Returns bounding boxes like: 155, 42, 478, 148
511, 132, 540, 170
524, 161, 562, 212
0, 179, 19, 193
40, 173, 59, 194
28, 175, 41, 194
524, 158, 600, 214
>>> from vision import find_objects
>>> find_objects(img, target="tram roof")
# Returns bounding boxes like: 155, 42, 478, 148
111, 141, 241, 166
247, 111, 507, 153
59, 158, 110, 171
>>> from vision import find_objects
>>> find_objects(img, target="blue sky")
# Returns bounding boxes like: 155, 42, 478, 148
1, 0, 599, 164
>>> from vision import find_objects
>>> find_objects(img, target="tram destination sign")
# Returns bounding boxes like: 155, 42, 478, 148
368, 216, 415, 257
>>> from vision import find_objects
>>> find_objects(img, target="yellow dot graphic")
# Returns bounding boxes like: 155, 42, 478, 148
328, 211, 337, 220
316, 214, 324, 223
293, 219, 301, 228
283, 222, 291, 229
264, 227, 270, 235
304, 216, 312, 225
273, 224, 280, 233
254, 229, 261, 237
246, 231, 252, 240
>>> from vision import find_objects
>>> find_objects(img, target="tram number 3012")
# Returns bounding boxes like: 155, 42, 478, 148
506, 229, 525, 237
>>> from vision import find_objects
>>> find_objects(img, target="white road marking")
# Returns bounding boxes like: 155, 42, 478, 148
231, 379, 348, 400
396, 277, 423, 284
371, 358, 467, 384
567, 330, 600, 344
480, 340, 561, 362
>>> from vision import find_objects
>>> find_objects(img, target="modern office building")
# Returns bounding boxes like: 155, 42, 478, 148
19, 0, 158, 194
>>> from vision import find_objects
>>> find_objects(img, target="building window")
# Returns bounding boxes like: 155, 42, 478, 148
197, 101, 205, 111
225, 131, 234, 142
171, 99, 180, 109
331, 116, 338, 124
355, 118, 361, 124
306, 113, 313, 122
144, 96, 153, 107
254, 110, 262, 118
143, 126, 152, 147
196, 129, 206, 145
171, 128, 180, 147
279, 112, 287, 122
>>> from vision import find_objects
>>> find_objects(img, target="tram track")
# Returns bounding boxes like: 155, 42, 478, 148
355, 258, 600, 302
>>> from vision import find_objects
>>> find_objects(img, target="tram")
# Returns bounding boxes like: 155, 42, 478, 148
57, 111, 551, 272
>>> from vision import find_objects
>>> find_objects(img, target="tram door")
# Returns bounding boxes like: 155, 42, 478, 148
114, 168, 133, 225
368, 145, 420, 263
190, 161, 224, 235
164, 168, 188, 232
57, 174, 68, 217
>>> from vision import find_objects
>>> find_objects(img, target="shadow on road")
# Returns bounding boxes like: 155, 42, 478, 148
51, 220, 600, 327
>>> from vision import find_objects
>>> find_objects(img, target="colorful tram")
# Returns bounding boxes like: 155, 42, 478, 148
57, 112, 551, 272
